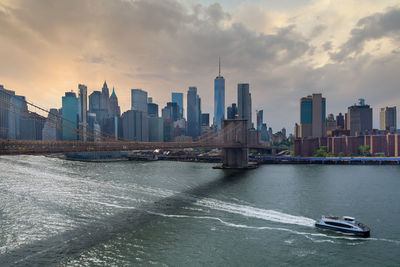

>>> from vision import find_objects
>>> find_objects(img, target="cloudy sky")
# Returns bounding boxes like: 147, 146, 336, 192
1, 0, 400, 132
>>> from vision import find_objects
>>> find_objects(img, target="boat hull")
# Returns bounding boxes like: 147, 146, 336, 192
315, 223, 370, 237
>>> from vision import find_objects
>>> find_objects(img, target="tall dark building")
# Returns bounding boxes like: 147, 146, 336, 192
261, 123, 268, 141
214, 57, 225, 130
167, 102, 179, 121
62, 91, 79, 141
347, 99, 373, 136
238, 84, 252, 129
101, 81, 110, 113
42, 109, 56, 141
162, 106, 172, 121
109, 87, 121, 117
256, 110, 263, 131
336, 113, 345, 129
0, 85, 29, 140
88, 82, 119, 135
201, 113, 210, 127
148, 103, 159, 117
227, 103, 238, 119
187, 87, 201, 138
89, 90, 106, 129
380, 106, 397, 131
172, 92, 184, 118
299, 93, 326, 138
89, 91, 101, 113
78, 84, 88, 141
0, 85, 15, 139
121, 110, 148, 141
131, 89, 148, 112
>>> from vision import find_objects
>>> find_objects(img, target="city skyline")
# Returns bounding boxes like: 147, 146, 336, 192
1, 77, 399, 136
0, 0, 400, 131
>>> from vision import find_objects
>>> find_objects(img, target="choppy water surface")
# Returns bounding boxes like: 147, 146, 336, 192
0, 156, 399, 266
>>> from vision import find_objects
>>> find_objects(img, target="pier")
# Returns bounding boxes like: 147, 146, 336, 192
255, 156, 400, 165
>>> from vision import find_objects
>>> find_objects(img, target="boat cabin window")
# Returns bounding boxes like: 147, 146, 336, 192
325, 221, 353, 228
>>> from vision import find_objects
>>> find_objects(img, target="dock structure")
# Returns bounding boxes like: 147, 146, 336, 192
256, 156, 400, 165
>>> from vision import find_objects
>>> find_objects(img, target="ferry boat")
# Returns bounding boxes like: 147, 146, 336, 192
315, 216, 370, 237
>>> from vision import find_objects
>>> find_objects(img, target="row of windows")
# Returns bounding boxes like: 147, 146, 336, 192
325, 221, 353, 229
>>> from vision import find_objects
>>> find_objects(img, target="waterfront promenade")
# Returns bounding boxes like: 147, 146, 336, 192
257, 156, 400, 165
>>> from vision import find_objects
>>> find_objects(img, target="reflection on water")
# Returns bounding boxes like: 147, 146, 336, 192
0, 156, 399, 266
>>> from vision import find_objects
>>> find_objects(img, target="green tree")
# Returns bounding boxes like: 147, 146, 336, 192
358, 145, 371, 157
313, 146, 328, 157
338, 152, 346, 157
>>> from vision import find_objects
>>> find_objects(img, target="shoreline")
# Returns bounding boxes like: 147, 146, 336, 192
44, 154, 400, 165
256, 156, 400, 165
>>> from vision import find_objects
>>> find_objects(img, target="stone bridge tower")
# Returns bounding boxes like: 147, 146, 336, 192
221, 119, 249, 169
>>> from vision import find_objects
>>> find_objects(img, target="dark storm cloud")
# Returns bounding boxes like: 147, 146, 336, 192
331, 7, 400, 62
3, 0, 311, 72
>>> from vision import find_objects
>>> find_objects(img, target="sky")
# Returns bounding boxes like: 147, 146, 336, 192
1, 0, 400, 132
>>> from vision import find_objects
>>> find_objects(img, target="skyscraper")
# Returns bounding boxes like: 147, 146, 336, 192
78, 84, 88, 141
148, 103, 159, 117
197, 97, 202, 134
89, 91, 101, 113
87, 113, 100, 141
109, 87, 121, 117
21, 112, 44, 140
326, 113, 336, 132
62, 91, 79, 140
336, 113, 345, 129
121, 110, 148, 141
10, 94, 28, 140
227, 103, 238, 119
214, 58, 225, 130
89, 81, 112, 131
0, 86, 30, 140
299, 94, 326, 138
172, 92, 183, 118
101, 81, 110, 113
380, 106, 397, 131
294, 123, 300, 139
131, 89, 148, 112
201, 113, 210, 127
256, 110, 263, 131
88, 91, 103, 129
148, 116, 163, 142
347, 99, 373, 136
162, 106, 173, 121
0, 85, 15, 139
237, 83, 252, 129
42, 109, 60, 141
187, 87, 201, 138
167, 102, 179, 121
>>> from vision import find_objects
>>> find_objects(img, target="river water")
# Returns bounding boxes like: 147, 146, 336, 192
0, 155, 399, 266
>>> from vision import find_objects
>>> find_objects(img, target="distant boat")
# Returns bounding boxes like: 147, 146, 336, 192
315, 216, 370, 237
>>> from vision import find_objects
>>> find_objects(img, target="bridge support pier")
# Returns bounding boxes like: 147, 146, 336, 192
222, 147, 249, 169
214, 119, 254, 169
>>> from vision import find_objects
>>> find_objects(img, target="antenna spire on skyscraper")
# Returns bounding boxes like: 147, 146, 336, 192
219, 56, 221, 76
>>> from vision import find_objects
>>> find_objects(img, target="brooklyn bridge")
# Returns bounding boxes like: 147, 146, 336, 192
0, 89, 273, 168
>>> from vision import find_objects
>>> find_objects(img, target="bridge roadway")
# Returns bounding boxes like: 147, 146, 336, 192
0, 140, 271, 155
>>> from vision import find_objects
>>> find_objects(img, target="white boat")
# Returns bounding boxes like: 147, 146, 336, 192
315, 216, 370, 237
